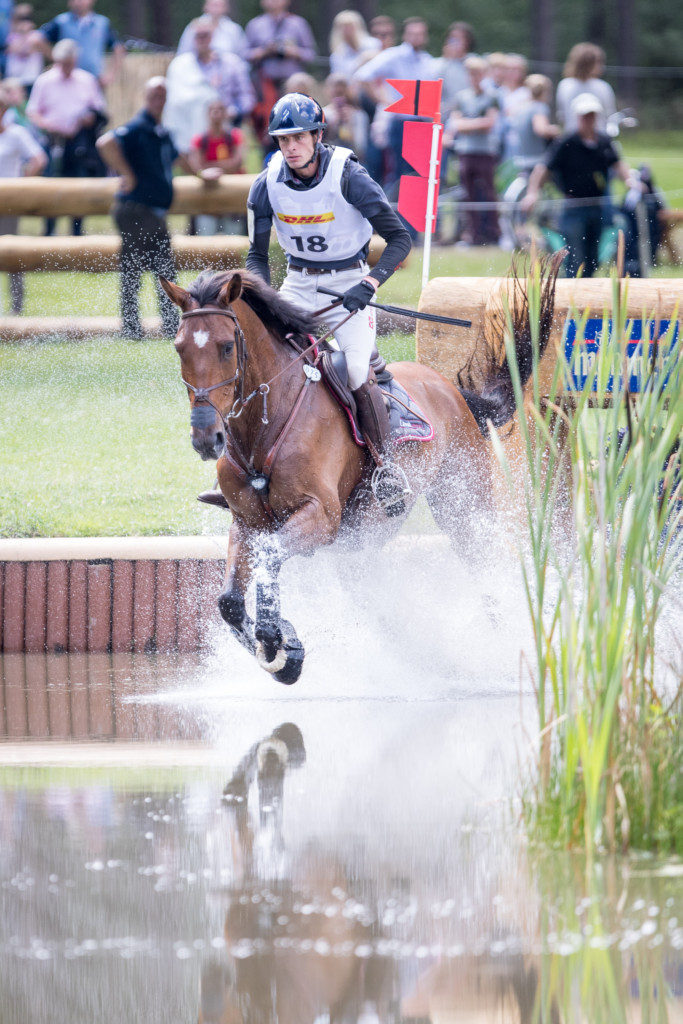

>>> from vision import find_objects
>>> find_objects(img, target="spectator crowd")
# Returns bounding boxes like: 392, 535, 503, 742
0, 0, 653, 323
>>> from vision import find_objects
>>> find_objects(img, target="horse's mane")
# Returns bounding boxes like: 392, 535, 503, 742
187, 270, 317, 346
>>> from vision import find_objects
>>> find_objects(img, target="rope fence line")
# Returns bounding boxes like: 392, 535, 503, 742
408, 186, 683, 213
532, 61, 683, 79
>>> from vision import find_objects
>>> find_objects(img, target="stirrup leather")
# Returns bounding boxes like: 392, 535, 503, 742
370, 463, 412, 516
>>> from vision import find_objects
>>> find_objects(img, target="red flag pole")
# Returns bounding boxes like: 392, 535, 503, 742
422, 119, 442, 291
387, 78, 444, 289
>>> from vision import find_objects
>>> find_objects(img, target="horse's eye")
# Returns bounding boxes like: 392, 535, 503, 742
222, 342, 234, 359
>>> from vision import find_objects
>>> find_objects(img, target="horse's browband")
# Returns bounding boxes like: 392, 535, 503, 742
181, 307, 237, 320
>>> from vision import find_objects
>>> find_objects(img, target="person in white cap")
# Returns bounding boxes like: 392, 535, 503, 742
522, 92, 644, 276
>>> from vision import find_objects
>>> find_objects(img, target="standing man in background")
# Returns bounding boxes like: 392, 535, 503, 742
26, 38, 107, 236
522, 94, 643, 277
164, 15, 254, 154
445, 55, 501, 246
97, 78, 183, 340
245, 0, 316, 149
38, 0, 124, 87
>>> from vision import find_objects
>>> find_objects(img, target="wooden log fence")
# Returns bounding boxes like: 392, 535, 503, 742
0, 175, 255, 217
0, 233, 387, 274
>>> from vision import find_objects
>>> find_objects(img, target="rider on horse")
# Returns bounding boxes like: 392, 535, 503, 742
245, 92, 413, 515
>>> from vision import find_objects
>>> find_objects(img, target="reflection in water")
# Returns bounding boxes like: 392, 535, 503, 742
0, 654, 681, 1023
0, 652, 206, 742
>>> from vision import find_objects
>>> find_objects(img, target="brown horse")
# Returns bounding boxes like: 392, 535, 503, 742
160, 259, 559, 684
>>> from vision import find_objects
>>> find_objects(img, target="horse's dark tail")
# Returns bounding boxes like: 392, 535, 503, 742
458, 251, 563, 435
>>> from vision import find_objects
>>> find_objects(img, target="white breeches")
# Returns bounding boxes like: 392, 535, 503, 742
279, 262, 377, 390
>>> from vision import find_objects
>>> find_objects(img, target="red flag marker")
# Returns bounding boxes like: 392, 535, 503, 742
401, 120, 442, 178
398, 177, 437, 234
385, 79, 442, 121
388, 79, 444, 286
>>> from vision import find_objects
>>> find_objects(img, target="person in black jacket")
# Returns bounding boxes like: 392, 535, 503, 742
522, 93, 644, 277
97, 77, 187, 339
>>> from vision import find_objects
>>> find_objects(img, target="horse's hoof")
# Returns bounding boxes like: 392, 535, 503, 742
273, 643, 304, 685
255, 620, 304, 685
254, 618, 281, 661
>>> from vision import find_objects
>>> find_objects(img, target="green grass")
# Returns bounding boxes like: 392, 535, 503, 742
0, 337, 221, 536
620, 130, 683, 207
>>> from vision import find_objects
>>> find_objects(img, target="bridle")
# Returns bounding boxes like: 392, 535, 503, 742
178, 298, 351, 429
179, 306, 249, 429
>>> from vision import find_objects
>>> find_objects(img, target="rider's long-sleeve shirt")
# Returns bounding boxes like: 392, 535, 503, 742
246, 143, 411, 286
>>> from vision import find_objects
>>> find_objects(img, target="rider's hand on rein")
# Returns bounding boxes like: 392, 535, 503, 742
342, 280, 376, 313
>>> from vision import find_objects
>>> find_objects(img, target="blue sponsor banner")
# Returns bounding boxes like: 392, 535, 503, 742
563, 317, 680, 393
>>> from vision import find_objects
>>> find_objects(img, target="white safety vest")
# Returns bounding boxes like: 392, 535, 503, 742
266, 147, 373, 263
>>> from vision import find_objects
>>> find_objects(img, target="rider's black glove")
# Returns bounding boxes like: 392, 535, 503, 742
342, 279, 375, 312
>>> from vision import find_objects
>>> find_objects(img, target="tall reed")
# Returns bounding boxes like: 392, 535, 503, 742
491, 264, 683, 854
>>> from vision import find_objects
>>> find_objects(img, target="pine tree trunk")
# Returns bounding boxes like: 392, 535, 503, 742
530, 0, 556, 66
586, 0, 608, 50
149, 0, 174, 47
616, 0, 638, 105
123, 0, 146, 39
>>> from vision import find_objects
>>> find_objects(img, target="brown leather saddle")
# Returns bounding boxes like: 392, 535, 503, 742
318, 345, 433, 447
319, 345, 392, 424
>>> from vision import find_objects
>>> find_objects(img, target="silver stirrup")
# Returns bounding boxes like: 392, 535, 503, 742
370, 463, 412, 514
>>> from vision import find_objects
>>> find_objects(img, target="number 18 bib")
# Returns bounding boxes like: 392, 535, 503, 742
266, 147, 372, 263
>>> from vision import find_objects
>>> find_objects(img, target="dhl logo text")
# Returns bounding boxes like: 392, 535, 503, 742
276, 212, 335, 225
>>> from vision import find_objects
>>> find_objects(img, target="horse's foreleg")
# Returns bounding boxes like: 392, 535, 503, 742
253, 498, 341, 684
218, 521, 256, 654
253, 535, 284, 664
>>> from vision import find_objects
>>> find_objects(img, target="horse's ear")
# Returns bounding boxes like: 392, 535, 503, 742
158, 277, 193, 311
217, 273, 243, 308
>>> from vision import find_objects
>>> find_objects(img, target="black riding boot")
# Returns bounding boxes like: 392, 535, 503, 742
353, 379, 411, 517
197, 479, 230, 509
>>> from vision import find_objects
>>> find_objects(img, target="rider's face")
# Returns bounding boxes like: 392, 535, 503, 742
277, 131, 317, 171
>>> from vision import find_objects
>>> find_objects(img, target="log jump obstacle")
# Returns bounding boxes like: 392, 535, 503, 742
0, 174, 255, 216
0, 175, 391, 339
417, 276, 683, 511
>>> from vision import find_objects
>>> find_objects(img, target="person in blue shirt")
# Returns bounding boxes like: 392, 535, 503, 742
39, 0, 124, 86
97, 78, 189, 339
0, 0, 13, 74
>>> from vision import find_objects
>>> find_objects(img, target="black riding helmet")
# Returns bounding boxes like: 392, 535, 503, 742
268, 92, 325, 137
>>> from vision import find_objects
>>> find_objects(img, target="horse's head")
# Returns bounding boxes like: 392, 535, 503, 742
160, 273, 245, 462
